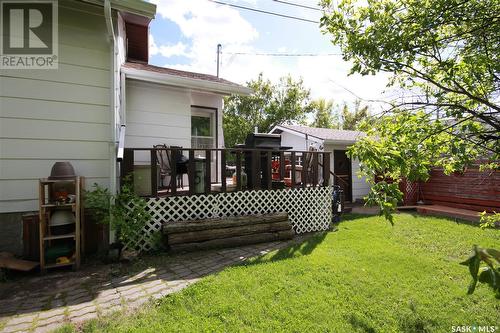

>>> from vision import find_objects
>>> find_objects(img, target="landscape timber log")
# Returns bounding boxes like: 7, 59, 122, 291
163, 212, 289, 234
162, 212, 294, 252
169, 230, 294, 253
167, 221, 291, 245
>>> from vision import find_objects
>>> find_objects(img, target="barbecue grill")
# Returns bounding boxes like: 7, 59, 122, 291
237, 133, 292, 189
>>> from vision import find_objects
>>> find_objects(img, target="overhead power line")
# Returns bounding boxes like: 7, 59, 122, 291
206, 0, 320, 24
224, 51, 342, 57
272, 0, 322, 12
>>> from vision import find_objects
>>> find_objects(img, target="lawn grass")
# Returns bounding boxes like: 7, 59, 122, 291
68, 213, 499, 332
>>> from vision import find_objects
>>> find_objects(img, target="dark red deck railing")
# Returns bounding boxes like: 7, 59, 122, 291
120, 147, 348, 197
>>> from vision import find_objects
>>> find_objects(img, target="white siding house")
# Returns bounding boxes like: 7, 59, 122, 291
269, 124, 370, 202
0, 1, 114, 214
0, 0, 250, 255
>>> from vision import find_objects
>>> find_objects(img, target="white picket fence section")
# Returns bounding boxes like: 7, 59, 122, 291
130, 186, 333, 252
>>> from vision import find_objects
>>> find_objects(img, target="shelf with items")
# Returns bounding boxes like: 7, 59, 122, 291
38, 176, 84, 273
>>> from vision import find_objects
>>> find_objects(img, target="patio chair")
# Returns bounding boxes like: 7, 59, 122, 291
154, 144, 174, 192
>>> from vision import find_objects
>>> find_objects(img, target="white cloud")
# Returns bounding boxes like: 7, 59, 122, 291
150, 35, 189, 58
149, 0, 391, 110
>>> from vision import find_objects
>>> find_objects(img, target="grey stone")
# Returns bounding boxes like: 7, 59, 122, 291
36, 314, 65, 328
68, 306, 97, 320
37, 308, 66, 320
2, 321, 33, 333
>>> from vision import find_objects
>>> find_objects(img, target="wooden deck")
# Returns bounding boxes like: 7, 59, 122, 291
398, 204, 483, 223
119, 147, 347, 197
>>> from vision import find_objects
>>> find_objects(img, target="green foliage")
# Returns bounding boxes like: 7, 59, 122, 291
83, 183, 112, 225
112, 180, 151, 248
321, 0, 500, 220
460, 246, 500, 297
479, 211, 500, 229
364, 181, 402, 224
84, 179, 151, 247
223, 73, 314, 148
310, 98, 339, 129
341, 100, 372, 130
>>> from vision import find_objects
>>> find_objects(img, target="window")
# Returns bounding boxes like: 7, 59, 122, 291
191, 107, 216, 150
191, 116, 212, 137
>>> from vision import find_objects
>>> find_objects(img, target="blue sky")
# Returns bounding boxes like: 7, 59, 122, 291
149, 0, 389, 109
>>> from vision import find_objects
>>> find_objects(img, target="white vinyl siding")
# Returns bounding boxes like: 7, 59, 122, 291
125, 80, 225, 157
0, 0, 112, 213
125, 80, 191, 163
279, 131, 308, 151
124, 80, 224, 182
351, 158, 370, 201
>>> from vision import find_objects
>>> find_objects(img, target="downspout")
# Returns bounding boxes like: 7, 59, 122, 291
104, 0, 117, 244
104, 0, 117, 196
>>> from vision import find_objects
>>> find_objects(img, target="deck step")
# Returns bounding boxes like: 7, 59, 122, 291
416, 205, 481, 222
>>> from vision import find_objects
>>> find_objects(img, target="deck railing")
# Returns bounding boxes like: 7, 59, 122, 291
120, 147, 347, 197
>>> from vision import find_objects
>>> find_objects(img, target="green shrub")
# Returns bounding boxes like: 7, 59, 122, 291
84, 177, 151, 248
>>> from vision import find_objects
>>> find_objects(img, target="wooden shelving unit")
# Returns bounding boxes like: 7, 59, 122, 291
38, 177, 84, 273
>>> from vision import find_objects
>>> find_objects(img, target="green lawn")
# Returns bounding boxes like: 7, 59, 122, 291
67, 214, 499, 332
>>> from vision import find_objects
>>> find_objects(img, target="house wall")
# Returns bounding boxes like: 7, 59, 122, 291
279, 131, 308, 151
124, 79, 224, 179
125, 80, 224, 151
350, 158, 370, 201
278, 130, 323, 151
0, 0, 112, 254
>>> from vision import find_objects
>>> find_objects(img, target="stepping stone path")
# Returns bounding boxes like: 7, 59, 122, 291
0, 236, 310, 333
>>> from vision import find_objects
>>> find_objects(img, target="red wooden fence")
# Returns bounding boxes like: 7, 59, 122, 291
419, 168, 500, 212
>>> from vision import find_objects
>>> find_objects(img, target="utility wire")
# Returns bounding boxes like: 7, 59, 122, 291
272, 0, 322, 12
224, 51, 342, 57
206, 0, 320, 24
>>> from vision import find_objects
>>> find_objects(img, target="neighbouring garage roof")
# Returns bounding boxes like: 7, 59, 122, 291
122, 62, 253, 96
272, 124, 365, 143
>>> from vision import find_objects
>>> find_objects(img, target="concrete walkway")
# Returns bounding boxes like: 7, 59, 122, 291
0, 236, 310, 333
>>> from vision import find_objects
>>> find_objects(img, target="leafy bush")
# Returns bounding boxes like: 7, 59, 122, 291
112, 180, 151, 248
84, 183, 112, 225
84, 178, 151, 248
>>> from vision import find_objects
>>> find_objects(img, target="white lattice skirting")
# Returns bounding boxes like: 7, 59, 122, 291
131, 186, 333, 252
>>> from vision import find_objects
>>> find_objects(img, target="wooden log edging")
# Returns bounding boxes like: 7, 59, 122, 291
163, 212, 294, 252
168, 221, 292, 245
169, 230, 294, 253
163, 212, 289, 234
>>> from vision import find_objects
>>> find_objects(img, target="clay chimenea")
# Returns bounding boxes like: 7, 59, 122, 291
48, 162, 76, 180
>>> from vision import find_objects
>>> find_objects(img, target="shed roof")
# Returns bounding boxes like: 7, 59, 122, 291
274, 124, 365, 143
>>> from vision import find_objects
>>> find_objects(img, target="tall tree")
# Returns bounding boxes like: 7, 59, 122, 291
310, 99, 338, 129
341, 100, 371, 130
320, 0, 500, 220
223, 73, 313, 148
